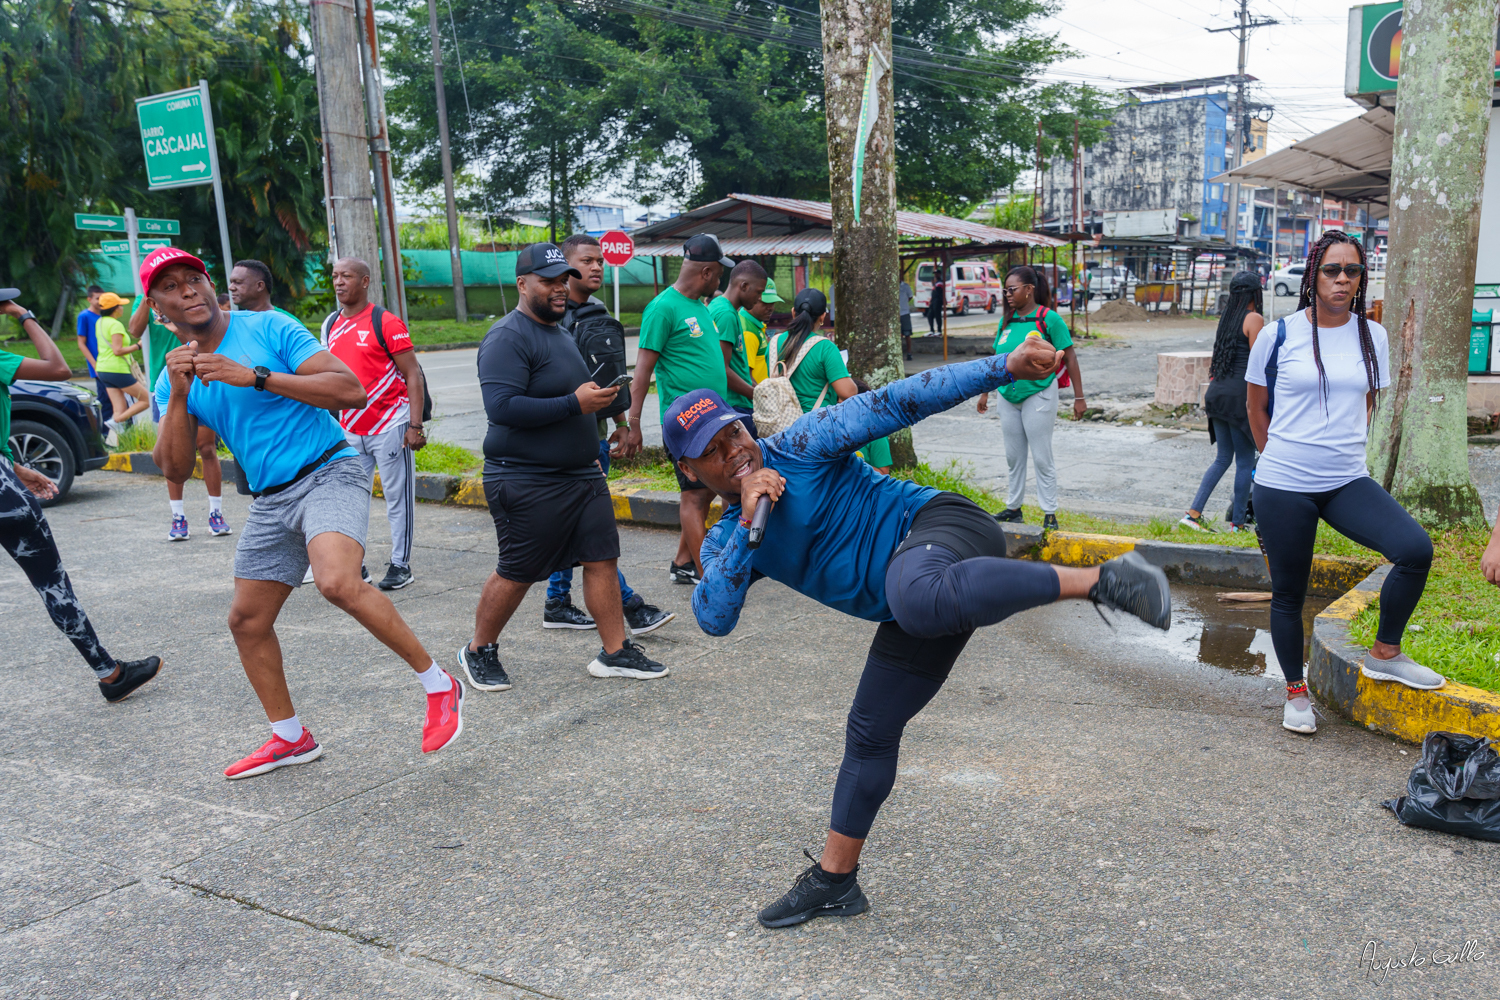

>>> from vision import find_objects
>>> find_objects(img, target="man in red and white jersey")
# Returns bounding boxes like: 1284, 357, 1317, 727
320, 257, 427, 591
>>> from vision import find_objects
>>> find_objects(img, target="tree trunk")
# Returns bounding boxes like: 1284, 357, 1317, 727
820, 0, 912, 466
1368, 0, 1495, 529
309, 0, 382, 303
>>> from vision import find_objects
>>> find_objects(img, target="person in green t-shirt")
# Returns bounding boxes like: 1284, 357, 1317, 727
766, 287, 857, 414
621, 233, 736, 584
978, 264, 1086, 530
741, 276, 783, 383
706, 260, 772, 412
0, 294, 164, 700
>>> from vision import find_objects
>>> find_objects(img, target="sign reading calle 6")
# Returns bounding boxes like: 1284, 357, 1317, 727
600, 230, 636, 266
136, 86, 216, 190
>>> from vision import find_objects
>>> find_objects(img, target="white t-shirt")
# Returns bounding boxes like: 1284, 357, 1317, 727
1245, 309, 1389, 492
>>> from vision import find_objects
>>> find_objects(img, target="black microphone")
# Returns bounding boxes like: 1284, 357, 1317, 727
746, 498, 771, 549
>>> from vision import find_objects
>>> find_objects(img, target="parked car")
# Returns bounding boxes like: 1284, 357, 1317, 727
914, 260, 1004, 315
1271, 262, 1305, 297
8, 379, 109, 505
1084, 265, 1136, 300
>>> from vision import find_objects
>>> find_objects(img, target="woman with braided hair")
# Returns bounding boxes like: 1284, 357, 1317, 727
1246, 231, 1439, 735
1179, 269, 1263, 531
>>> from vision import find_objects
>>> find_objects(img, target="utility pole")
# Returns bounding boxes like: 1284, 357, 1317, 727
1033, 120, 1043, 238
1368, 0, 1496, 529
356, 0, 406, 322
1208, 2, 1277, 249
309, 0, 382, 303
819, 0, 908, 464
427, 0, 467, 322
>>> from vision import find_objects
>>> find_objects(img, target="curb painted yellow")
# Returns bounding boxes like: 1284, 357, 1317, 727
1310, 570, 1500, 744
1030, 532, 1136, 567
1308, 555, 1381, 597
103, 453, 132, 472
454, 477, 487, 507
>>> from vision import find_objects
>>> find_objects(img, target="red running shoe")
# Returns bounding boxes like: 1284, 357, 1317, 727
224, 728, 323, 779
422, 672, 464, 753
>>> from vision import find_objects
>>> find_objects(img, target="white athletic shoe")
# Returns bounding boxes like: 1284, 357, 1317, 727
1282, 697, 1316, 734
1362, 652, 1445, 690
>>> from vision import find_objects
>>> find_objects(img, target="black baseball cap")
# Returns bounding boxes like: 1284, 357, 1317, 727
684, 233, 734, 268
516, 242, 582, 279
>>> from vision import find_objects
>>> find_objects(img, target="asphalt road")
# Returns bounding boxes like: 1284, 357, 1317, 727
3, 473, 1497, 998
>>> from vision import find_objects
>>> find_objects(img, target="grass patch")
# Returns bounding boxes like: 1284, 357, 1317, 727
1349, 529, 1500, 692
2, 336, 93, 373
414, 439, 482, 476
607, 447, 680, 492
112, 421, 158, 453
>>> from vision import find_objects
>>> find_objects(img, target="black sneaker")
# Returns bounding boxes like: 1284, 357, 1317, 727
669, 560, 701, 585
623, 599, 675, 636
543, 598, 596, 630
993, 507, 1024, 523
456, 643, 512, 691
98, 656, 163, 703
377, 563, 413, 591
1090, 551, 1171, 630
757, 851, 869, 928
1043, 512, 1059, 531
587, 640, 669, 680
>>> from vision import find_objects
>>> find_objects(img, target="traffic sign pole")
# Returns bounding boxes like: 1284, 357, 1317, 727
599, 230, 635, 320
614, 265, 620, 319
200, 80, 235, 309
124, 207, 149, 381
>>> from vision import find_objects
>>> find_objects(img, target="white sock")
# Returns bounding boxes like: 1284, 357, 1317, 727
208, 495, 222, 513
270, 715, 303, 743
416, 662, 452, 694
170, 500, 185, 517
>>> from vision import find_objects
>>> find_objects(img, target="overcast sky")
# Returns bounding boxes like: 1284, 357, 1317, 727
1036, 0, 1361, 152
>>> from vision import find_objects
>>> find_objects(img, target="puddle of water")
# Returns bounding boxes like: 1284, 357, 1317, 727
1114, 585, 1331, 681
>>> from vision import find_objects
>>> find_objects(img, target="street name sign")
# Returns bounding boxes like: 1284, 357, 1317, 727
136, 87, 215, 190
75, 214, 125, 232
96, 239, 171, 254
137, 218, 181, 236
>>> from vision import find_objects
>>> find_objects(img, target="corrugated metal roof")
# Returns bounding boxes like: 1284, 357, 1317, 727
631, 193, 1065, 254
1213, 107, 1393, 205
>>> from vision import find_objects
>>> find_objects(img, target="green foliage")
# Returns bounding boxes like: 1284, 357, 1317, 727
112, 421, 158, 454
1349, 530, 1500, 692
413, 439, 482, 476
0, 0, 324, 315
398, 217, 551, 251
607, 449, 681, 492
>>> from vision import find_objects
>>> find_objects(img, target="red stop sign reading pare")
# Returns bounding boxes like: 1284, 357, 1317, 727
600, 230, 635, 266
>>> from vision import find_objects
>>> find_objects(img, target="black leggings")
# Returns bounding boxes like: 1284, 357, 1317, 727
1252, 477, 1432, 685
829, 542, 1060, 839
0, 459, 116, 678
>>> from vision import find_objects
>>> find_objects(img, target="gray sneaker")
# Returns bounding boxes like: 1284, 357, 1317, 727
1282, 697, 1316, 734
1361, 652, 1445, 690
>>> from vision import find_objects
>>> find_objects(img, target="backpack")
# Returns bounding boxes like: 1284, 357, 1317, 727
321, 306, 433, 423
754, 333, 828, 436
567, 300, 630, 419
1264, 318, 1287, 417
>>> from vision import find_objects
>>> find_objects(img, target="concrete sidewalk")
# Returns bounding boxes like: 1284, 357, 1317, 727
3, 472, 1496, 998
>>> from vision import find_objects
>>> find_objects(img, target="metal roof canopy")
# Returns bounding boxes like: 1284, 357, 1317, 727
629, 192, 1065, 258
1212, 106, 1394, 205
1089, 236, 1264, 259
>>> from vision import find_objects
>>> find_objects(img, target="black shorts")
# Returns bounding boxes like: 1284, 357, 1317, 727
900, 314, 913, 336
97, 371, 139, 390
485, 475, 620, 582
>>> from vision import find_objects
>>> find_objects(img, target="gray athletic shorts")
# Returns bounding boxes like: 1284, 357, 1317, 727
234, 457, 370, 587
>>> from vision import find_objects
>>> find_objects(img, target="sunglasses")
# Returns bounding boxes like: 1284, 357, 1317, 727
1318, 263, 1365, 278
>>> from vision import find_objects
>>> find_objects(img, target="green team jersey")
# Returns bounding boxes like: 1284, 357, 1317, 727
992, 307, 1072, 404
638, 286, 728, 419
707, 294, 753, 408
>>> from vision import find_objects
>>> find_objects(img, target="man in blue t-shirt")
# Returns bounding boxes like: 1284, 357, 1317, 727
142, 246, 465, 779
74, 285, 112, 422
668, 344, 1172, 930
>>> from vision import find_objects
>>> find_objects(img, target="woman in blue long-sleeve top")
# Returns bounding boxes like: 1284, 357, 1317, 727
664, 340, 1173, 929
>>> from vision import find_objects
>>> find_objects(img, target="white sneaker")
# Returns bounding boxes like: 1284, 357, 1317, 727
1283, 697, 1316, 734
104, 420, 121, 447
1362, 652, 1445, 690
1177, 513, 1210, 532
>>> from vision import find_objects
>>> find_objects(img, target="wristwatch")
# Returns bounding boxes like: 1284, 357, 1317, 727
253, 365, 271, 391
16, 310, 36, 324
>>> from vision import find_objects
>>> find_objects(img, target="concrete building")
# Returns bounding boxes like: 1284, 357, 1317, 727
1040, 76, 1269, 244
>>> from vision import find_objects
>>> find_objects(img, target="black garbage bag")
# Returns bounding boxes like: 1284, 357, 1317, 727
1385, 732, 1500, 842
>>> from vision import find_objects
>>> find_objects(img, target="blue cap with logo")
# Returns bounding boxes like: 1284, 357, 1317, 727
515, 242, 582, 279
662, 389, 752, 461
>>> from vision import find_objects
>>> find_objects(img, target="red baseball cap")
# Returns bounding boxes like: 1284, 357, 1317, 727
140, 246, 210, 293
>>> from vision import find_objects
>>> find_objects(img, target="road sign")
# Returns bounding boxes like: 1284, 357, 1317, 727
75, 213, 125, 232
600, 230, 635, 266
137, 218, 181, 236
96, 239, 170, 254
136, 86, 215, 190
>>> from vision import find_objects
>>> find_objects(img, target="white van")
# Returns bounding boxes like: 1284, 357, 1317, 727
913, 260, 1003, 315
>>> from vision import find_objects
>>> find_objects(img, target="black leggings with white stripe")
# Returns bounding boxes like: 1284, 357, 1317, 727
0, 459, 116, 677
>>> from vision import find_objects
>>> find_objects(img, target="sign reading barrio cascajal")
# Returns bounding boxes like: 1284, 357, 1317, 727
136, 86, 215, 190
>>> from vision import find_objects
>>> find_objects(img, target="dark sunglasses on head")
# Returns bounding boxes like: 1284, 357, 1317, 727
1318, 263, 1365, 278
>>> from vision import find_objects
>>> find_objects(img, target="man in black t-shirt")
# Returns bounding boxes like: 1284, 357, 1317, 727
456, 243, 668, 693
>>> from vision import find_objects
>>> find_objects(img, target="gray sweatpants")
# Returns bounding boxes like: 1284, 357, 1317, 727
345, 422, 415, 568
996, 380, 1059, 513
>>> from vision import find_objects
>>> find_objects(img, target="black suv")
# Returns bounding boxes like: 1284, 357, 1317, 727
8, 379, 109, 505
